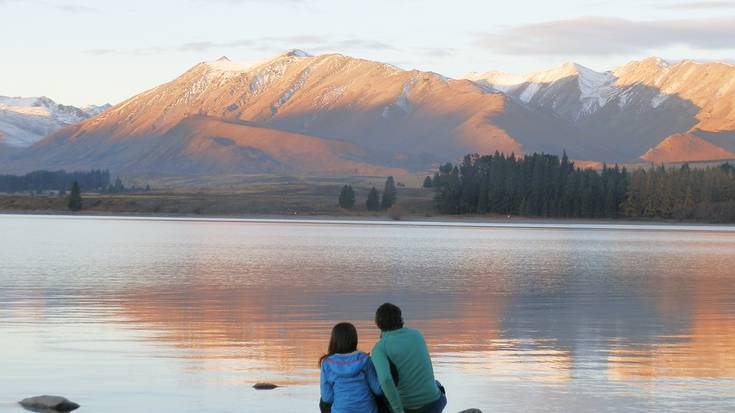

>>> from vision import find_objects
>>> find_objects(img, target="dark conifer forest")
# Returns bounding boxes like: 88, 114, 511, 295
0, 170, 110, 193
431, 152, 735, 222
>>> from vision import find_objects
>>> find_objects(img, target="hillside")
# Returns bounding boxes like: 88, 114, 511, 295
641, 133, 735, 163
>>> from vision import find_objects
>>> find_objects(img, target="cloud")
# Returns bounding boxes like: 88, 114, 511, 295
52, 3, 98, 13
419, 47, 456, 58
189, 0, 305, 4
85, 47, 167, 56
0, 0, 98, 12
317, 39, 398, 51
663, 1, 735, 10
85, 35, 399, 56
177, 40, 255, 52
476, 16, 735, 56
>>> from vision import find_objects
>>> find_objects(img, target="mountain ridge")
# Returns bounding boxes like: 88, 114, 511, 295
3, 52, 735, 177
467, 56, 735, 161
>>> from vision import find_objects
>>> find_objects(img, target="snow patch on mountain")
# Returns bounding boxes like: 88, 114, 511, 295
82, 104, 112, 116
249, 61, 290, 94
382, 77, 417, 118
272, 68, 312, 113
396, 78, 416, 112
651, 92, 670, 109
315, 86, 345, 109
284, 49, 311, 58
205, 57, 256, 74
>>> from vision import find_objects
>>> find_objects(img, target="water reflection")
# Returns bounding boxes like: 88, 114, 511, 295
1, 216, 735, 412
609, 273, 735, 380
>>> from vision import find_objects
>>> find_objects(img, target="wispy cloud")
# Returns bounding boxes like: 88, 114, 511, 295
189, 0, 306, 4
476, 16, 735, 56
418, 47, 456, 58
315, 39, 398, 51
0, 0, 98, 12
52, 3, 98, 13
662, 1, 735, 10
85, 35, 400, 56
86, 47, 167, 56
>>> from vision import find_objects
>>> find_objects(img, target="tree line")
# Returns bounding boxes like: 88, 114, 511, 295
0, 169, 110, 193
0, 170, 152, 194
623, 163, 735, 221
429, 152, 735, 222
339, 176, 397, 211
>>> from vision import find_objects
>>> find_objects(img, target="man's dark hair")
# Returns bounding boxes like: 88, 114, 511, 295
375, 302, 404, 331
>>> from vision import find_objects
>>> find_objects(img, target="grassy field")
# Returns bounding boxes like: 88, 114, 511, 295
0, 175, 436, 218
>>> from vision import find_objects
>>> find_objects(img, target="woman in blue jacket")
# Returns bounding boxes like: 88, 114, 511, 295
319, 322, 384, 413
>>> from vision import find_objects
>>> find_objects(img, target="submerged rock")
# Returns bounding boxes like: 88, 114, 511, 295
18, 396, 80, 412
252, 383, 279, 390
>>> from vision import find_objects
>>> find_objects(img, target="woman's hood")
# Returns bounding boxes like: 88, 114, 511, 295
323, 352, 370, 378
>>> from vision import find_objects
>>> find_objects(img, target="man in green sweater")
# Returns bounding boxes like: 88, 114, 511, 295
371, 303, 447, 413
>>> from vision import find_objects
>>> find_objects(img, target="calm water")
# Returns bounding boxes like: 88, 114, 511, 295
1, 215, 735, 412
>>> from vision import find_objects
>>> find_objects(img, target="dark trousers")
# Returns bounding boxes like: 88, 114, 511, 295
319, 396, 391, 413
405, 393, 447, 413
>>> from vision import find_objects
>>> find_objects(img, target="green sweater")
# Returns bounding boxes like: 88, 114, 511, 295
371, 327, 441, 413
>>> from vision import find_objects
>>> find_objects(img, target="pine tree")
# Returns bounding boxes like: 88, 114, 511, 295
381, 176, 397, 210
477, 171, 489, 214
338, 185, 356, 209
366, 187, 380, 211
113, 177, 125, 193
422, 176, 433, 188
67, 181, 82, 211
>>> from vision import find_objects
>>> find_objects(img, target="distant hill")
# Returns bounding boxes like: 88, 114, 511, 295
641, 133, 735, 163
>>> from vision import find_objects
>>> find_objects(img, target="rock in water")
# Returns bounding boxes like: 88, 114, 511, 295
252, 383, 279, 390
458, 410, 483, 413
18, 396, 80, 412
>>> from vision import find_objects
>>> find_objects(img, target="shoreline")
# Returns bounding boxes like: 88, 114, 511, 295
3, 210, 734, 231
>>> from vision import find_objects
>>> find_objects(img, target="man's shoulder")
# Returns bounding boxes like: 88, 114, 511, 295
402, 327, 425, 339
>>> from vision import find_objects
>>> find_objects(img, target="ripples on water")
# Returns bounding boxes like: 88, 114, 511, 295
1, 215, 734, 412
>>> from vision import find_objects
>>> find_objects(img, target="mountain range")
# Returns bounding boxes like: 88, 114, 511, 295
2, 50, 734, 177
0, 96, 110, 149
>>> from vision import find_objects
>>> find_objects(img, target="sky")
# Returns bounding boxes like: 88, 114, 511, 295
1, 0, 734, 106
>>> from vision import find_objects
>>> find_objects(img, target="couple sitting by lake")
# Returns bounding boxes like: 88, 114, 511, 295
319, 303, 447, 413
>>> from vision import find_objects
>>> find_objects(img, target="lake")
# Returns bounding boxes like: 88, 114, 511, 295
1, 215, 734, 412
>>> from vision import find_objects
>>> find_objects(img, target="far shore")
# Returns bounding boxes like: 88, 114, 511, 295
2, 181, 734, 228
3, 209, 734, 230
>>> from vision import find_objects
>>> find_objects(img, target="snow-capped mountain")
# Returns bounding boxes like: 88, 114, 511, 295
8, 50, 538, 176
468, 62, 617, 121
0, 96, 110, 148
466, 57, 735, 162
3, 51, 735, 177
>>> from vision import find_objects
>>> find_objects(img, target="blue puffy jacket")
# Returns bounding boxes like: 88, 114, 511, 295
320, 351, 383, 413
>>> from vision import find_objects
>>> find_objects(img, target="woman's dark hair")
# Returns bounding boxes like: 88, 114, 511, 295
375, 302, 404, 332
319, 322, 359, 366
